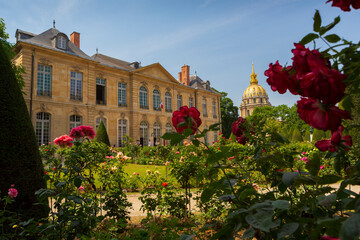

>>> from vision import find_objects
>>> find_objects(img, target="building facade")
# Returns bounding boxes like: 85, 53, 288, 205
13, 27, 221, 146
239, 64, 271, 117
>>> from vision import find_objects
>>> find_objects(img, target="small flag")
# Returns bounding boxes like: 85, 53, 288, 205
160, 101, 164, 109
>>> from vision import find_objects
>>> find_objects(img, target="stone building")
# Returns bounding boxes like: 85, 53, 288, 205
13, 26, 221, 146
239, 64, 271, 117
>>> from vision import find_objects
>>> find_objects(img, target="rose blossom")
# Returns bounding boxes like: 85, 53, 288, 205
172, 106, 202, 135
315, 125, 352, 152
297, 97, 351, 131
326, 0, 360, 11
162, 182, 168, 188
265, 61, 297, 94
54, 135, 74, 148
69, 125, 96, 139
8, 186, 18, 198
320, 236, 340, 240
232, 117, 249, 145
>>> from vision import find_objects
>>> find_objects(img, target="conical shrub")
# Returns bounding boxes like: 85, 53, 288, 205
95, 120, 110, 146
0, 41, 49, 220
304, 129, 311, 142
292, 128, 303, 142
312, 128, 326, 142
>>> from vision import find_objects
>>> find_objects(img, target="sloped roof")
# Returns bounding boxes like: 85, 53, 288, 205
91, 53, 137, 71
190, 75, 218, 93
16, 28, 91, 59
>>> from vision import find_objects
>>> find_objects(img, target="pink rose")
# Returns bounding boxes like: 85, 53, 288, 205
70, 125, 95, 139
8, 187, 18, 198
172, 106, 202, 135
78, 185, 84, 191
54, 135, 74, 148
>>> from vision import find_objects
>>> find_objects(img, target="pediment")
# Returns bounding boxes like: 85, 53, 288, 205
132, 63, 179, 84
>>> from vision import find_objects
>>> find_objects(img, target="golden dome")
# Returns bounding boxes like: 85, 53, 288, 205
242, 63, 268, 98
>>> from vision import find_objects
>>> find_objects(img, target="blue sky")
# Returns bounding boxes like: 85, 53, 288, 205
1, 0, 359, 110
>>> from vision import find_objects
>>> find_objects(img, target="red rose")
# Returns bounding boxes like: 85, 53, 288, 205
297, 97, 351, 131
320, 235, 340, 240
315, 126, 352, 152
326, 0, 360, 11
162, 182, 168, 188
54, 135, 74, 148
265, 61, 298, 94
70, 125, 95, 139
232, 117, 249, 145
172, 106, 202, 135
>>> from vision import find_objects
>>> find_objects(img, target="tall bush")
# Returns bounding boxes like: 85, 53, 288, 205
0, 41, 49, 220
291, 127, 303, 142
312, 128, 326, 142
95, 120, 110, 146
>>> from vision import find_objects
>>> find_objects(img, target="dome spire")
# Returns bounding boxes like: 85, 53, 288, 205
250, 62, 258, 85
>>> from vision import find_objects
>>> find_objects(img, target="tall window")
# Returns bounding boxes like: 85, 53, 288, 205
214, 131, 218, 143
37, 65, 52, 97
140, 121, 148, 146
260, 98, 263, 103
165, 92, 172, 112
247, 99, 249, 104
96, 117, 107, 130
57, 36, 66, 49
165, 123, 173, 145
70, 115, 82, 131
96, 78, 106, 105
153, 122, 161, 145
212, 101, 217, 118
35, 112, 50, 145
254, 98, 256, 103
118, 83, 127, 106
118, 119, 127, 147
189, 97, 194, 108
177, 95, 182, 110
202, 99, 207, 117
153, 89, 160, 111
247, 110, 250, 116
70, 72, 82, 101
139, 86, 148, 109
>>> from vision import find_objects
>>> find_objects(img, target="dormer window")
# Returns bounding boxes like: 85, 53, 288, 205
57, 36, 67, 49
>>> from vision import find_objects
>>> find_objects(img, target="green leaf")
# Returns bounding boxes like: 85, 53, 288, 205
313, 10, 321, 32
161, 132, 180, 140
340, 213, 360, 240
299, 33, 319, 45
55, 181, 66, 189
192, 139, 200, 147
306, 152, 321, 176
295, 176, 316, 185
318, 175, 342, 185
245, 210, 280, 232
180, 234, 195, 240
74, 177, 82, 188
339, 95, 352, 112
324, 34, 341, 43
282, 172, 299, 187
272, 200, 290, 210
319, 16, 340, 36
242, 227, 255, 239
201, 188, 215, 202
277, 222, 299, 239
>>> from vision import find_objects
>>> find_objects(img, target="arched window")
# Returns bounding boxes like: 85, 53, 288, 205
139, 86, 148, 109
118, 119, 127, 147
165, 123, 173, 145
70, 115, 82, 131
153, 89, 160, 111
96, 117, 107, 131
140, 121, 148, 146
165, 92, 172, 112
36, 112, 51, 145
153, 122, 161, 146
177, 95, 182, 110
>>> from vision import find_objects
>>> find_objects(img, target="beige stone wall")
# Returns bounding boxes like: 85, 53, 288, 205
16, 43, 221, 146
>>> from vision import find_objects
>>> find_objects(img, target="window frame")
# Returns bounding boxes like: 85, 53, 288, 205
118, 119, 127, 147
37, 64, 52, 97
57, 35, 67, 50
202, 99, 207, 117
139, 86, 148, 109
70, 115, 82, 131
70, 71, 83, 101
96, 78, 106, 105
165, 92, 172, 112
35, 112, 51, 145
153, 89, 161, 111
118, 82, 127, 107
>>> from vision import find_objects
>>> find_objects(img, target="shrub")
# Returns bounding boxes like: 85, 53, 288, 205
95, 120, 110, 146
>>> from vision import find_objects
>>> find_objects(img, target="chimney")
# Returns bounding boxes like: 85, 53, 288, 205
178, 72, 182, 83
181, 65, 190, 86
70, 32, 80, 48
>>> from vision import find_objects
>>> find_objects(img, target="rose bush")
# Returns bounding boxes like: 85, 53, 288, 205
172, 105, 202, 135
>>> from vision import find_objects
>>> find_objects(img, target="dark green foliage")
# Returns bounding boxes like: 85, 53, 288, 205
312, 128, 326, 142
291, 128, 303, 142
0, 41, 49, 220
219, 91, 239, 138
95, 120, 110, 146
304, 129, 311, 142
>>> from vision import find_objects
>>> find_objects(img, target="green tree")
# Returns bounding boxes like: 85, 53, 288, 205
0, 18, 25, 91
312, 128, 326, 142
219, 92, 239, 138
304, 129, 311, 142
95, 120, 110, 146
292, 127, 303, 142
0, 41, 49, 220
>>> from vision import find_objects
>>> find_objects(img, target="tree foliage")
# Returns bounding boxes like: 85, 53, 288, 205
219, 91, 239, 138
0, 40, 49, 220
